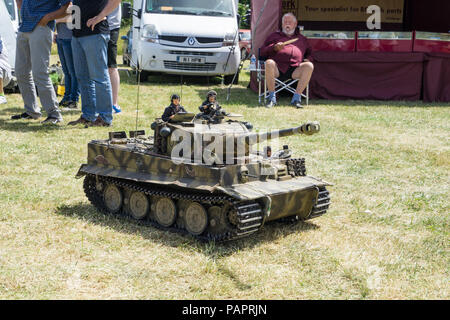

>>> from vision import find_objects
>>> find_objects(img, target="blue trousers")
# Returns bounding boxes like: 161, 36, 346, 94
56, 38, 79, 102
71, 33, 113, 124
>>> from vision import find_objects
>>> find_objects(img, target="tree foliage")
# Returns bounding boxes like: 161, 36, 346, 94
238, 0, 251, 29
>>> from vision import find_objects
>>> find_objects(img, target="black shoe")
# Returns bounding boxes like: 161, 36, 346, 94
41, 116, 63, 124
291, 100, 303, 109
91, 116, 112, 127
67, 116, 91, 126
11, 112, 34, 120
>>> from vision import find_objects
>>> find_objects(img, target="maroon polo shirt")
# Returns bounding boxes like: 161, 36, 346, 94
260, 31, 313, 74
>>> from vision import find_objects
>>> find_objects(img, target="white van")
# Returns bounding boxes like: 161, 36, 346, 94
2, 0, 19, 32
0, 0, 18, 91
128, 0, 241, 83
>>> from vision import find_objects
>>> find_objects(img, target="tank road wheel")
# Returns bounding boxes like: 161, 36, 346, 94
129, 191, 150, 220
155, 198, 177, 227
207, 206, 230, 236
103, 183, 123, 213
185, 202, 208, 236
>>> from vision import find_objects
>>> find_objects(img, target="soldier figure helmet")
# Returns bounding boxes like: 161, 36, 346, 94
206, 90, 217, 100
171, 94, 180, 103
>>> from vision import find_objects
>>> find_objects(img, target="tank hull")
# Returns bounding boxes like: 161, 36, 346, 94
76, 139, 331, 241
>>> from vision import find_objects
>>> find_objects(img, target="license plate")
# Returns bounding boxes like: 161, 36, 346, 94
177, 56, 205, 64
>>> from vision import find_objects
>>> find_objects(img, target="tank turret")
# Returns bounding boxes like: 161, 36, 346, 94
151, 113, 320, 165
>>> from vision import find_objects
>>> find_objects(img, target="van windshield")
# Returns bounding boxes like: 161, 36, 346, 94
146, 0, 234, 17
3, 0, 16, 20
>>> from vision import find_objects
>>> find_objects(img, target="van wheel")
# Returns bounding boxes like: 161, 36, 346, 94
137, 70, 149, 82
224, 73, 239, 85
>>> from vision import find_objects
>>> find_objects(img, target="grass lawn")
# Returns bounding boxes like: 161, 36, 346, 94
0, 56, 449, 299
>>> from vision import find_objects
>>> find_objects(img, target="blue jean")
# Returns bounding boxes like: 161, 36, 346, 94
56, 38, 79, 102
71, 33, 113, 124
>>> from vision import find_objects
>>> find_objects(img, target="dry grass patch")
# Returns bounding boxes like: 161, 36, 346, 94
0, 59, 448, 299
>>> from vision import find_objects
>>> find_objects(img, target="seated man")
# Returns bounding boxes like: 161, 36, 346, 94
260, 12, 314, 109
0, 35, 12, 105
161, 94, 187, 122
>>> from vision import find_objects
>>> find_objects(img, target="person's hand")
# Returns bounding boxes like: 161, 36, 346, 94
274, 42, 285, 52
38, 14, 50, 27
53, 33, 57, 43
170, 115, 175, 119
86, 16, 106, 31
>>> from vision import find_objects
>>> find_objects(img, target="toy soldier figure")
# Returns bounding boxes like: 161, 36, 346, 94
161, 94, 187, 122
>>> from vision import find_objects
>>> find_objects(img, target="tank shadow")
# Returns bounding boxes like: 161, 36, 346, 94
56, 202, 320, 258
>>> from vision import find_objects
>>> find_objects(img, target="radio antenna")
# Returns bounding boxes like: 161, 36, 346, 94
134, 55, 143, 140
180, 74, 183, 103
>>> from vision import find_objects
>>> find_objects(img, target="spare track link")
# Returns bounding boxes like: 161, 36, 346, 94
286, 158, 307, 177
83, 174, 264, 242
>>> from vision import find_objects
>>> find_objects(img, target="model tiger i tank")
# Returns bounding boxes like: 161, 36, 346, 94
76, 109, 331, 241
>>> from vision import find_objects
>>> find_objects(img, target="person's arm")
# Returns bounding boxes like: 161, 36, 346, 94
87, 0, 122, 31
161, 107, 172, 122
55, 14, 72, 24
38, 2, 71, 27
15, 0, 22, 10
260, 33, 280, 57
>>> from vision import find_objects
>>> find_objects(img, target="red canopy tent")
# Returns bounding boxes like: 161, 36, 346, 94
249, 0, 450, 102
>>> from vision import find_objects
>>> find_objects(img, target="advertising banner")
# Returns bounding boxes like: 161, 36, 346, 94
282, 0, 404, 23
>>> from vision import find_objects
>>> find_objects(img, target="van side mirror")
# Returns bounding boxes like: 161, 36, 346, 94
122, 2, 132, 20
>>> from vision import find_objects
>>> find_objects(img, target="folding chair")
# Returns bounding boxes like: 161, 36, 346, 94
257, 54, 309, 106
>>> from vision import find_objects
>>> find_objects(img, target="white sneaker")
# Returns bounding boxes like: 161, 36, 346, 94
0, 95, 7, 104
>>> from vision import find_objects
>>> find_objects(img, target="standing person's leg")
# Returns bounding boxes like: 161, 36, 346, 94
68, 36, 96, 125
91, 33, 113, 125
56, 38, 71, 106
13, 31, 41, 119
107, 28, 121, 113
61, 39, 79, 106
29, 25, 62, 122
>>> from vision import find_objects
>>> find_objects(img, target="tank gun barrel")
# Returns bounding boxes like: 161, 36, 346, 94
244, 121, 320, 144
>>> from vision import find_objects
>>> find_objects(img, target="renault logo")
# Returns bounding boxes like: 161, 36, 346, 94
187, 37, 195, 46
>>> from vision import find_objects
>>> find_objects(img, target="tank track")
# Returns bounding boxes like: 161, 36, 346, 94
83, 174, 264, 242
278, 186, 330, 223
309, 186, 330, 219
